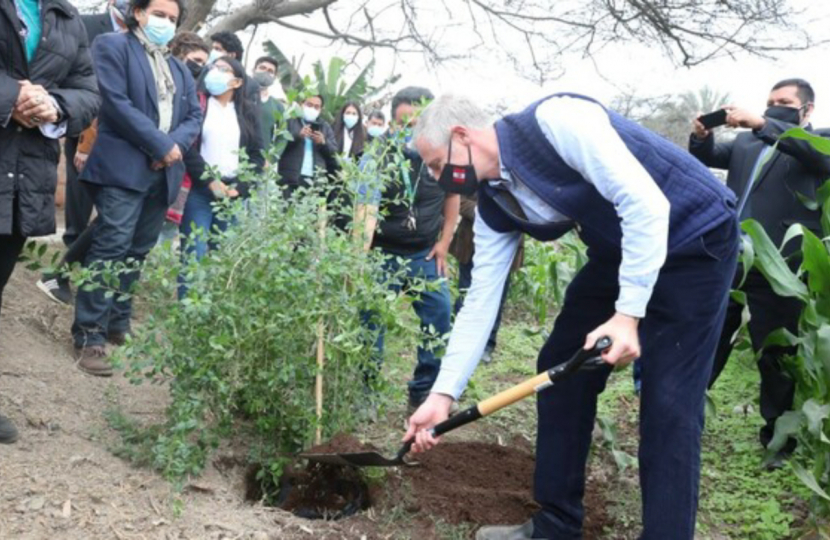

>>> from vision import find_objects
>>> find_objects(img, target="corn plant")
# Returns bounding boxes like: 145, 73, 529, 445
510, 232, 587, 326
742, 126, 830, 533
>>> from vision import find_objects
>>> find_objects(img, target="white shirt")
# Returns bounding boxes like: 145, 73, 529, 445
342, 126, 353, 156
200, 97, 240, 178
430, 95, 671, 400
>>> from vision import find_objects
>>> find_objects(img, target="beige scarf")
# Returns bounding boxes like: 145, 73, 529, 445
133, 26, 175, 132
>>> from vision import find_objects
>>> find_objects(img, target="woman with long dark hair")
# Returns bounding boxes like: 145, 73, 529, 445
180, 55, 264, 262
333, 101, 367, 159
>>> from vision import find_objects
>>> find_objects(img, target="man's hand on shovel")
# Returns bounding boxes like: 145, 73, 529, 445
404, 393, 454, 453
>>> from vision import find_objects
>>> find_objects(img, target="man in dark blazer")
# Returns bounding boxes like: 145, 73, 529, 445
689, 78, 830, 463
71, 0, 201, 375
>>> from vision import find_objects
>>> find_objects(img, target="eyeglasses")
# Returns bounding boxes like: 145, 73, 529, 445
211, 65, 234, 75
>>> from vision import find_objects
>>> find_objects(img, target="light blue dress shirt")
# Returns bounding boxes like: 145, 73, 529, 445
431, 96, 672, 399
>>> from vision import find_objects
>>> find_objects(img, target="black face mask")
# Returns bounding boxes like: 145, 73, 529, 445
438, 138, 478, 196
764, 105, 804, 125
186, 60, 204, 80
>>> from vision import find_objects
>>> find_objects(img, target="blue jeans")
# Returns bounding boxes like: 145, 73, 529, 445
531, 220, 738, 540
178, 187, 229, 298
366, 247, 452, 406
180, 187, 229, 260
72, 173, 168, 347
454, 260, 509, 351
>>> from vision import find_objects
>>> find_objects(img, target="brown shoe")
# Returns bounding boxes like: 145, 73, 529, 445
106, 331, 131, 347
73, 345, 113, 377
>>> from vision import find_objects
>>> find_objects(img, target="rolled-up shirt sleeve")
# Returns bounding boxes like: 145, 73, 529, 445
535, 97, 670, 318
430, 209, 521, 399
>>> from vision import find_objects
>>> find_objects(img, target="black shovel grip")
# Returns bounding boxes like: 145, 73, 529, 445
396, 405, 481, 460
546, 336, 612, 380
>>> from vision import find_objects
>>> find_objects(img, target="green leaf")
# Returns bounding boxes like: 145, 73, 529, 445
779, 127, 830, 156
768, 410, 803, 453
343, 59, 374, 102
801, 228, 830, 317
263, 40, 302, 94
742, 219, 809, 302
817, 179, 830, 237
795, 190, 820, 211
738, 233, 754, 287
611, 449, 638, 472
762, 328, 800, 350
801, 399, 830, 438
791, 462, 830, 502
780, 223, 805, 252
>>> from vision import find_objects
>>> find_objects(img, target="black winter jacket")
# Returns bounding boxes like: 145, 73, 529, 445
0, 0, 100, 237
690, 118, 830, 254
277, 117, 338, 187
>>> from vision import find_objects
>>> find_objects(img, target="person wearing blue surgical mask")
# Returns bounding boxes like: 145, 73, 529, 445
70, 0, 202, 375
365, 110, 386, 142
176, 56, 264, 295
333, 101, 367, 160
277, 95, 338, 198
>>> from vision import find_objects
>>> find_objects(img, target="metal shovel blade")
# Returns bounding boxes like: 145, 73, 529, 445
300, 450, 419, 468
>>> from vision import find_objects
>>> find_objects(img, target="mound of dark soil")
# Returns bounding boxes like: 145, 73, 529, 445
402, 441, 610, 538
403, 441, 539, 525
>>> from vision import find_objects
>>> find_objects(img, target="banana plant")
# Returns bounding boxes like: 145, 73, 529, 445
263, 40, 400, 122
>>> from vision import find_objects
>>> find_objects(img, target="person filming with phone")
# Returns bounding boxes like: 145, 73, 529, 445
689, 78, 830, 468
277, 94, 338, 197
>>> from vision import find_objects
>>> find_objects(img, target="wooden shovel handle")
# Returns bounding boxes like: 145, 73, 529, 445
427, 337, 613, 440
477, 372, 551, 416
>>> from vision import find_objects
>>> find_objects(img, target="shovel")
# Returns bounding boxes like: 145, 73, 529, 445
300, 336, 612, 468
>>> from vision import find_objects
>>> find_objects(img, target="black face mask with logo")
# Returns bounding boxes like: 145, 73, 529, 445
186, 60, 204, 81
764, 104, 805, 125
438, 137, 479, 196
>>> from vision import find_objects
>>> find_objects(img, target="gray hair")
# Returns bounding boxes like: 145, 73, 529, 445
413, 94, 492, 148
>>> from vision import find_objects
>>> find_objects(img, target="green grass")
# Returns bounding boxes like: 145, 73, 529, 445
698, 350, 809, 539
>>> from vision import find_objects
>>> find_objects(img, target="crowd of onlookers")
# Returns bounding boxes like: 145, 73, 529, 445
0, 0, 514, 444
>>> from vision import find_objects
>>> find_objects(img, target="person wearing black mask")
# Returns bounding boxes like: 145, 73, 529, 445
690, 78, 830, 468
251, 56, 283, 152
170, 31, 210, 80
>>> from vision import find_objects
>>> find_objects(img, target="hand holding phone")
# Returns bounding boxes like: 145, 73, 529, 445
697, 109, 727, 130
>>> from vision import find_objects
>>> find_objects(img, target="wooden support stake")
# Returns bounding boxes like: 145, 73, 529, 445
315, 202, 327, 446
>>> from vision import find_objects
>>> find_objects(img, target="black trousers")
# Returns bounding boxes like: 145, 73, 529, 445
709, 268, 800, 449
0, 232, 27, 321
62, 136, 95, 247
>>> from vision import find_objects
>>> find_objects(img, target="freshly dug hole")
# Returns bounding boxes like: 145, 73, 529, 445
245, 434, 375, 520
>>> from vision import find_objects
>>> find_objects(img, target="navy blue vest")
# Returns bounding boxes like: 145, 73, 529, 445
479, 93, 737, 256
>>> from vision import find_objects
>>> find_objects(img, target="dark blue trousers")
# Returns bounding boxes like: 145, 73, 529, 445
72, 174, 168, 347
532, 219, 738, 540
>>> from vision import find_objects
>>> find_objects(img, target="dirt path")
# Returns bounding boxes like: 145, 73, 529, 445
0, 266, 393, 540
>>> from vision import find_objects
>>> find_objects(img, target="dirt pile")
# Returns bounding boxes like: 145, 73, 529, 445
403, 441, 539, 525
403, 441, 609, 538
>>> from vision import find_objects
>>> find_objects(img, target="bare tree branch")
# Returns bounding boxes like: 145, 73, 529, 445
190, 0, 819, 85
